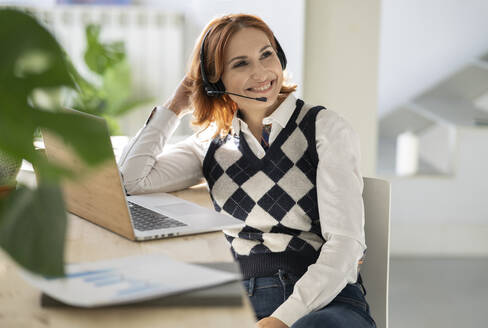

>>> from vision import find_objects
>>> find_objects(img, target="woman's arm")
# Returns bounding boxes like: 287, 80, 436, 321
270, 109, 366, 327
118, 77, 206, 194
118, 107, 206, 194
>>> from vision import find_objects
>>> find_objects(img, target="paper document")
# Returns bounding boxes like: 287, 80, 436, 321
20, 254, 241, 307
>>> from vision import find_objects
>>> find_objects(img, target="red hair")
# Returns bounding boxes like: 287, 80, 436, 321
187, 14, 297, 138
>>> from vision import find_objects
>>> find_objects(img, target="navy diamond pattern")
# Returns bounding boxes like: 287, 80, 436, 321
222, 188, 256, 220
250, 244, 272, 254
263, 148, 294, 183
257, 185, 295, 221
297, 189, 319, 222
296, 155, 316, 182
270, 223, 303, 237
209, 193, 222, 212
225, 234, 235, 244
202, 100, 327, 262
206, 162, 224, 190
238, 227, 265, 242
226, 156, 255, 185
287, 237, 318, 257
286, 236, 307, 252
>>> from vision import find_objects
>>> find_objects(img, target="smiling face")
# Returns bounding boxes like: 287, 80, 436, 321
221, 27, 284, 117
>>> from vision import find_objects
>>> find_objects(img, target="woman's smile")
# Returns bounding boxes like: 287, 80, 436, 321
247, 79, 275, 94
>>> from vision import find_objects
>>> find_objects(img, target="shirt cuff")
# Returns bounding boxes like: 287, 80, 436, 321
271, 296, 311, 327
147, 105, 180, 136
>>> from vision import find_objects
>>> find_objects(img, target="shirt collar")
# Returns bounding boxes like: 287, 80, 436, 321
231, 93, 297, 135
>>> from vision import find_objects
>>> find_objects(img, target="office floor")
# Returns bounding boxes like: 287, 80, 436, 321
388, 257, 488, 328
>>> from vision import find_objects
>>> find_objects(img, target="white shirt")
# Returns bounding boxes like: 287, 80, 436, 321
118, 93, 366, 327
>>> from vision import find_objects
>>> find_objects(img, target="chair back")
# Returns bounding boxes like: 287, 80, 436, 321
361, 177, 391, 328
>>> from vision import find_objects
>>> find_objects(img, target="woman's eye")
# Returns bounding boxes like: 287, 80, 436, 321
261, 50, 273, 59
233, 60, 247, 68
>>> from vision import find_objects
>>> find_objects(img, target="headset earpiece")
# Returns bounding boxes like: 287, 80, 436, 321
273, 36, 287, 70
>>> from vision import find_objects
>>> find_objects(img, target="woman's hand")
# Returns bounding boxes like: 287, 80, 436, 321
164, 76, 194, 118
256, 317, 289, 328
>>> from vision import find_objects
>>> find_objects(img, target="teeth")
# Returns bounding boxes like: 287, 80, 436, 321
250, 81, 272, 92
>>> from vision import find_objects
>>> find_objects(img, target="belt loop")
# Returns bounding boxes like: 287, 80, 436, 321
278, 269, 288, 283
247, 277, 255, 297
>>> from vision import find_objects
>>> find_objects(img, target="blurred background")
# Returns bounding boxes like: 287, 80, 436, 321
1, 0, 487, 327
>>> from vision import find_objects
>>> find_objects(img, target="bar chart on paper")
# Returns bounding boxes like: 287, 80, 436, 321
61, 267, 164, 298
19, 255, 240, 307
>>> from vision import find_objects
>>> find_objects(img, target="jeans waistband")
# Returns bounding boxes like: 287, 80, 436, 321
236, 252, 318, 279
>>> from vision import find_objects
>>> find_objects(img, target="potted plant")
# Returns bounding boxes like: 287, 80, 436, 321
0, 9, 113, 277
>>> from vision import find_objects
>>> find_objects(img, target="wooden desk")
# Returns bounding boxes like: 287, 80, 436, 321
0, 171, 256, 328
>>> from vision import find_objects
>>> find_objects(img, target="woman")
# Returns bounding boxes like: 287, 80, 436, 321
119, 14, 376, 328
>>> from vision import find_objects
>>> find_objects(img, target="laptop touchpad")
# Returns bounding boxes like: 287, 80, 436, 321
155, 203, 200, 218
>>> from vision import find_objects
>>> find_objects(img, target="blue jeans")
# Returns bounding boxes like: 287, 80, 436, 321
242, 269, 376, 328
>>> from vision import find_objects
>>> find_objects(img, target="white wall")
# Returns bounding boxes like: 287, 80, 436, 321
379, 0, 488, 117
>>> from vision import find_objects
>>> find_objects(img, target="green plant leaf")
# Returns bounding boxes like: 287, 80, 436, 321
102, 60, 131, 116
84, 24, 125, 75
0, 183, 66, 277
0, 8, 73, 170
0, 101, 38, 163
0, 9, 74, 95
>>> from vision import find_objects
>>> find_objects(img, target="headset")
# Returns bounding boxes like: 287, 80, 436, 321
199, 27, 287, 102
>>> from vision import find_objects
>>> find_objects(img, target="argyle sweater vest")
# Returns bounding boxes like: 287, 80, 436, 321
202, 99, 326, 279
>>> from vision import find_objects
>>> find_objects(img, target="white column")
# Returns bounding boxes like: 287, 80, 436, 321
303, 0, 381, 176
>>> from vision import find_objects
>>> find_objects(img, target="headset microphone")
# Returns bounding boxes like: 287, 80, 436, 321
206, 90, 267, 102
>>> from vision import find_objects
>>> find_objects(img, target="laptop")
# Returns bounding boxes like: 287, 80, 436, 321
42, 108, 244, 241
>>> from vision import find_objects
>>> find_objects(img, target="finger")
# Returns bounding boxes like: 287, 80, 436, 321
182, 76, 194, 88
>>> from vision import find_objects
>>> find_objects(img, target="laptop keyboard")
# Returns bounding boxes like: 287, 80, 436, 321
128, 201, 187, 231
